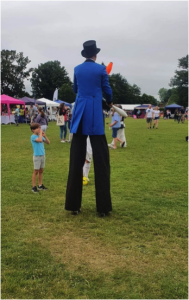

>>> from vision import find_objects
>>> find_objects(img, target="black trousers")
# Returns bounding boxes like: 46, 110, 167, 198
65, 123, 112, 213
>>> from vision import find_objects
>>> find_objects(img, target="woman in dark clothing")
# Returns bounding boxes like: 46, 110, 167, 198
35, 107, 48, 132
58, 103, 68, 142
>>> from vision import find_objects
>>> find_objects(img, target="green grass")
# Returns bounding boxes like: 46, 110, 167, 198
1, 118, 188, 299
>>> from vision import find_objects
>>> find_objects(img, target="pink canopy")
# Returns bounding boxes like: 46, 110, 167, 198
1, 94, 26, 118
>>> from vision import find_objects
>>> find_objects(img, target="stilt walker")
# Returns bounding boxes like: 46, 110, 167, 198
65, 40, 113, 217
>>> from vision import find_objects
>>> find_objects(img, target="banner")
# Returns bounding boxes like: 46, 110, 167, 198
53, 88, 58, 101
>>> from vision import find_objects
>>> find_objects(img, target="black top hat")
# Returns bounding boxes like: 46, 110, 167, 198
81, 40, 101, 58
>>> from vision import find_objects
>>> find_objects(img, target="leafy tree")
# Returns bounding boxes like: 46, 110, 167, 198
167, 88, 179, 104
141, 93, 158, 106
127, 84, 141, 104
1, 50, 32, 97
131, 84, 141, 97
58, 83, 76, 103
31, 61, 71, 99
108, 73, 129, 104
177, 87, 188, 107
108, 73, 141, 104
158, 88, 168, 103
169, 55, 188, 107
170, 55, 188, 88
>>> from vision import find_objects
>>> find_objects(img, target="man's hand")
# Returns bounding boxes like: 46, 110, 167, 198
107, 102, 113, 108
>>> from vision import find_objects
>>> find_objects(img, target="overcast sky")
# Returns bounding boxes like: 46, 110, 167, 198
1, 1, 188, 100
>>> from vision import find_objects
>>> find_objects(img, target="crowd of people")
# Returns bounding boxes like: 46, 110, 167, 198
173, 107, 188, 123
1, 103, 42, 125
1, 103, 50, 126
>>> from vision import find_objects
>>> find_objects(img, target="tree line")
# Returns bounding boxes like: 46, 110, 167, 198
1, 49, 187, 106
158, 55, 188, 107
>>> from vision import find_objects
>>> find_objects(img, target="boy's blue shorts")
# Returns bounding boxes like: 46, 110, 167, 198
112, 128, 119, 138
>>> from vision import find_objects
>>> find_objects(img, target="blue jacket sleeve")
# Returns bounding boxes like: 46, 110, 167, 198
73, 72, 77, 94
101, 67, 112, 104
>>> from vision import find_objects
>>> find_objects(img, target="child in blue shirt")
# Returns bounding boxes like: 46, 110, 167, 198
30, 123, 50, 193
109, 107, 125, 149
14, 106, 20, 126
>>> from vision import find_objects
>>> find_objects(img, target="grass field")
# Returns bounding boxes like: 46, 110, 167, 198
1, 117, 188, 299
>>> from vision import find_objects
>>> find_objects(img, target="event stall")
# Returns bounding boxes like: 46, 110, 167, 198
37, 97, 60, 120
1, 94, 26, 124
135, 104, 156, 110
133, 104, 156, 119
165, 103, 182, 109
54, 100, 72, 108
118, 104, 140, 111
116, 104, 140, 117
20, 96, 46, 107
165, 103, 182, 114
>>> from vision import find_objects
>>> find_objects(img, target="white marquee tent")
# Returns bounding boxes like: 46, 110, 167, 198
118, 104, 140, 111
37, 97, 60, 107
37, 97, 59, 120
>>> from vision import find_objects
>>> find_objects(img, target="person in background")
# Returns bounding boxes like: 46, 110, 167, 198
14, 105, 20, 126
83, 136, 92, 181
164, 110, 167, 119
174, 109, 178, 122
166, 110, 171, 119
180, 106, 185, 114
46, 108, 51, 122
29, 105, 35, 124
177, 110, 182, 123
180, 106, 185, 123
109, 107, 125, 149
186, 110, 189, 121
25, 108, 31, 124
30, 123, 50, 193
58, 103, 68, 142
33, 104, 39, 122
152, 106, 160, 129
35, 107, 48, 132
64, 107, 69, 141
66, 108, 73, 142
19, 105, 25, 123
145, 104, 154, 129
109, 105, 127, 148
137, 109, 141, 118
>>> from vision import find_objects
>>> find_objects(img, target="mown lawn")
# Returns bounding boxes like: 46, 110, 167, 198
1, 117, 188, 299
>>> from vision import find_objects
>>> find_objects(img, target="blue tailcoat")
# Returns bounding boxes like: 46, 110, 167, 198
70, 60, 112, 135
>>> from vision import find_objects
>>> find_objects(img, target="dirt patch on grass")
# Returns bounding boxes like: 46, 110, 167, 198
35, 232, 187, 275
45, 233, 125, 272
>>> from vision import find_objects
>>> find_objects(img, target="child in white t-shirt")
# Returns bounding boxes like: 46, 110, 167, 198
153, 106, 160, 129
145, 104, 154, 129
